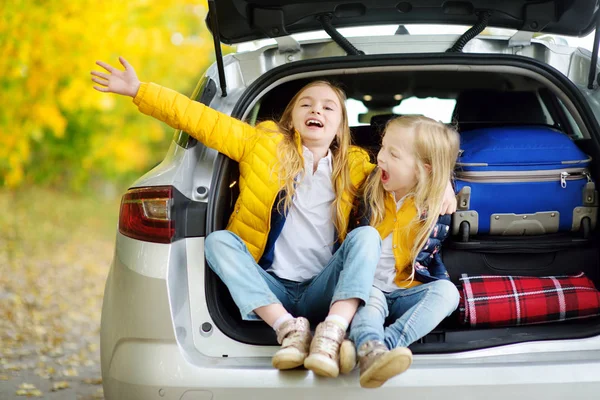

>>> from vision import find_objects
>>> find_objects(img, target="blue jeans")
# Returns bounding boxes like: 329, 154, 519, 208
204, 226, 382, 322
349, 280, 460, 349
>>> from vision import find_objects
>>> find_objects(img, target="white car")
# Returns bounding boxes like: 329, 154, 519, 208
101, 1, 600, 398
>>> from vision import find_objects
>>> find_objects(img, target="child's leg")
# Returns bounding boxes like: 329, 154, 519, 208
300, 226, 382, 377
205, 230, 293, 322
298, 226, 382, 322
336, 289, 387, 376
254, 304, 292, 327
206, 230, 313, 370
384, 280, 460, 349
328, 298, 360, 325
349, 288, 412, 388
348, 287, 388, 348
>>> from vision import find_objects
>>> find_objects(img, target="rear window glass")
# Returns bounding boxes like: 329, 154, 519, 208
346, 97, 456, 126
393, 97, 456, 123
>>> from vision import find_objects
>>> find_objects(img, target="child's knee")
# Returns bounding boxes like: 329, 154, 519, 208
432, 280, 460, 310
351, 226, 381, 246
365, 288, 388, 314
205, 230, 236, 253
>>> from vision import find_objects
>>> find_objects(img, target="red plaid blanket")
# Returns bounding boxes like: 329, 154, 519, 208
458, 273, 600, 328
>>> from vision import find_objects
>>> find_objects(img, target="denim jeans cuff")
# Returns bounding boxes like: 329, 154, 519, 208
240, 298, 282, 322
331, 290, 370, 306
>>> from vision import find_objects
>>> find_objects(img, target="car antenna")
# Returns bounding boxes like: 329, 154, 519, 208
207, 0, 227, 97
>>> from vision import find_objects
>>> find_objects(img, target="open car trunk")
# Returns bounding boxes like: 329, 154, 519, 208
196, 53, 600, 355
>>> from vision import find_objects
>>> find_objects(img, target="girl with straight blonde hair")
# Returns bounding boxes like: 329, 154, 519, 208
343, 115, 461, 388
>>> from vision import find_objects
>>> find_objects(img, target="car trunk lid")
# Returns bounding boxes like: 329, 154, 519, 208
208, 0, 599, 44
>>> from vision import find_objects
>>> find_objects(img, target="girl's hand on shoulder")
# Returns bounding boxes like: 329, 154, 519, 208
91, 57, 141, 98
440, 180, 457, 215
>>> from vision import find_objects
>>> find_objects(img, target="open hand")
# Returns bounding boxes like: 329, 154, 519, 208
91, 57, 141, 98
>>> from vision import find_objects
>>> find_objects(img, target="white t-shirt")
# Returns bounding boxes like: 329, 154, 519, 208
268, 147, 336, 281
372, 196, 408, 293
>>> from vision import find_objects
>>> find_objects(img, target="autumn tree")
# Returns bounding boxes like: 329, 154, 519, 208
1, 0, 224, 190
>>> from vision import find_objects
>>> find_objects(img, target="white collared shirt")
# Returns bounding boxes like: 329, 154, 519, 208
268, 146, 336, 281
373, 195, 407, 293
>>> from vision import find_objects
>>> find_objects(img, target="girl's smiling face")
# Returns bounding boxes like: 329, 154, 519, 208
291, 84, 343, 149
377, 125, 419, 200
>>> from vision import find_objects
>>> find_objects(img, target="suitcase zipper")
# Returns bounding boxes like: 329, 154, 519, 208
560, 171, 592, 188
457, 168, 591, 188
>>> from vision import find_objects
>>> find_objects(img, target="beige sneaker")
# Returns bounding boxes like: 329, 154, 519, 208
339, 339, 357, 375
272, 317, 312, 370
358, 340, 412, 388
303, 321, 345, 378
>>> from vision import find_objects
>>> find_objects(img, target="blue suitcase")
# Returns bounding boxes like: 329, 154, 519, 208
452, 126, 598, 240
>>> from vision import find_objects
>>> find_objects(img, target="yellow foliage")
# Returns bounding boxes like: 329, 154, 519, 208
32, 105, 67, 138
1, 0, 227, 188
5, 161, 24, 188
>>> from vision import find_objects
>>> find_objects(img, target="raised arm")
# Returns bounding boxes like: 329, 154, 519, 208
91, 58, 260, 161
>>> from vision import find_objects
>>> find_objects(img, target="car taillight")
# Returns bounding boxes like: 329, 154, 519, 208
118, 186, 174, 243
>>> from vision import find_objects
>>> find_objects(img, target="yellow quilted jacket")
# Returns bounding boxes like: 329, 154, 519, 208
134, 82, 374, 261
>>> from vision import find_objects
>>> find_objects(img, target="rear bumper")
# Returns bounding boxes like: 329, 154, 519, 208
104, 340, 600, 400
102, 236, 600, 400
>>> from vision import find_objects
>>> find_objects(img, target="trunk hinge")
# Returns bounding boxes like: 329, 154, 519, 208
588, 11, 600, 89
275, 36, 301, 54
508, 30, 534, 48
446, 10, 493, 53
207, 0, 227, 97
317, 14, 364, 56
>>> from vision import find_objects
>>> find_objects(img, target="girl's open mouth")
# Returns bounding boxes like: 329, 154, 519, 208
381, 169, 389, 183
305, 119, 324, 129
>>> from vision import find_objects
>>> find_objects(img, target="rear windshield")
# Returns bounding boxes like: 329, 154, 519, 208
347, 96, 457, 126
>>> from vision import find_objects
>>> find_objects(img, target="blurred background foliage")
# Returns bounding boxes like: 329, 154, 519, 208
1, 3, 228, 396
1, 0, 230, 193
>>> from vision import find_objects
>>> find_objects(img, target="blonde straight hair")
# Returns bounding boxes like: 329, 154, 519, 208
362, 115, 460, 281
275, 80, 355, 241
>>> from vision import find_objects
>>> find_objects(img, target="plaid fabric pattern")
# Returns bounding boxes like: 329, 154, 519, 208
458, 272, 600, 328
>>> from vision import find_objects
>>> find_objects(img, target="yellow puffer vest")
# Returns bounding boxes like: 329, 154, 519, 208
134, 82, 374, 261
375, 194, 422, 288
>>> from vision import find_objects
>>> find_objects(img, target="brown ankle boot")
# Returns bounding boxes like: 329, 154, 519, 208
358, 340, 412, 388
272, 317, 312, 370
303, 321, 346, 378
